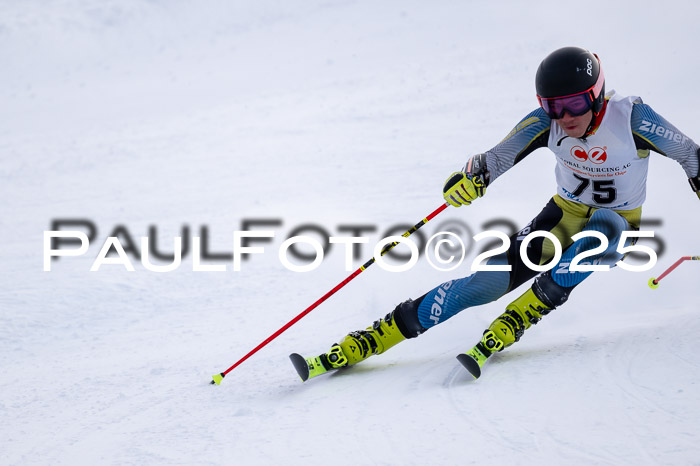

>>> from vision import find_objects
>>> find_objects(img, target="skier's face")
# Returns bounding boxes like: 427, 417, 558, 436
554, 109, 592, 138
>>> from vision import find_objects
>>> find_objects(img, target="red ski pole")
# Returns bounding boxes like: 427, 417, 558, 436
210, 202, 450, 385
648, 256, 700, 289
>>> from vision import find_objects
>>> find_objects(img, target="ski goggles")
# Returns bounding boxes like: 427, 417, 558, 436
537, 67, 605, 119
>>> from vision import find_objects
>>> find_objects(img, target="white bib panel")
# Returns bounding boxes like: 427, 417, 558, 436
548, 92, 648, 210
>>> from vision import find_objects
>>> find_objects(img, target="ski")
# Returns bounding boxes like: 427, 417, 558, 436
290, 341, 353, 382
456, 350, 486, 379
289, 353, 338, 382
456, 334, 499, 379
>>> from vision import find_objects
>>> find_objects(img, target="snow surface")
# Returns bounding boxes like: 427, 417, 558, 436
2, 1, 700, 465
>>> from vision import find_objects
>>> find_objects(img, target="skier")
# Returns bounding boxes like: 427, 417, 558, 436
291, 46, 700, 381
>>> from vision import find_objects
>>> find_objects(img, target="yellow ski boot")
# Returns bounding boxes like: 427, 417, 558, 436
457, 287, 553, 379
290, 311, 407, 382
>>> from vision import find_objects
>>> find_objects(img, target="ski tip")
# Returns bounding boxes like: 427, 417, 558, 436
648, 277, 659, 289
456, 353, 481, 380
289, 353, 310, 382
211, 373, 225, 385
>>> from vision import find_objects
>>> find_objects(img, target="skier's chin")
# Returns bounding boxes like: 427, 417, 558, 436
555, 111, 592, 138
562, 126, 586, 138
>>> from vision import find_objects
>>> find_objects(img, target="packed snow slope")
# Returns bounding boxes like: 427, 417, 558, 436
2, 1, 699, 465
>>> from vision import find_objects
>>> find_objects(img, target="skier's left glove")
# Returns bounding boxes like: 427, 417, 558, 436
690, 175, 700, 200
443, 153, 490, 207
692, 149, 700, 200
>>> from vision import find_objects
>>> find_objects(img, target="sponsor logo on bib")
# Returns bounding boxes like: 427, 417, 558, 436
571, 146, 588, 162
570, 146, 608, 164
588, 147, 607, 164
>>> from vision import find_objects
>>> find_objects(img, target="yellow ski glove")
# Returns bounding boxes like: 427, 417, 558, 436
443, 154, 489, 207
443, 172, 484, 207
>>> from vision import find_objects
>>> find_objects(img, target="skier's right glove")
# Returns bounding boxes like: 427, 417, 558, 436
443, 153, 490, 208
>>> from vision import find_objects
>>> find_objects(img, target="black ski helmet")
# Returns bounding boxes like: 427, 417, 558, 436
536, 46, 606, 115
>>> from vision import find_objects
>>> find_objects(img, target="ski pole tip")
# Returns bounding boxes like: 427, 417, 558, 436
211, 373, 225, 385
648, 277, 659, 289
